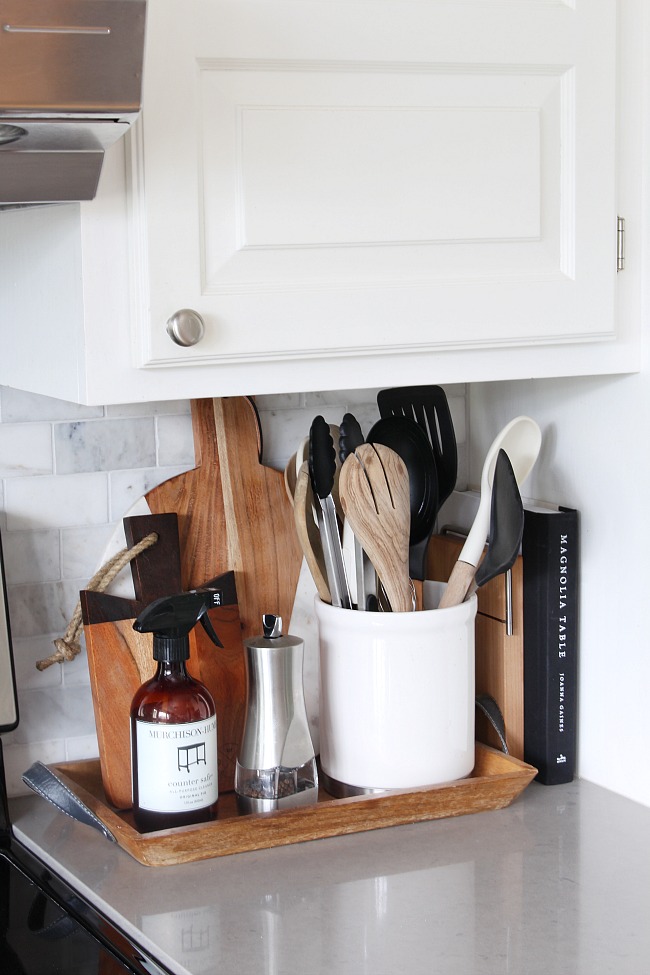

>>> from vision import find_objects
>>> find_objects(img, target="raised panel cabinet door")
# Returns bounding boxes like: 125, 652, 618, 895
129, 0, 618, 370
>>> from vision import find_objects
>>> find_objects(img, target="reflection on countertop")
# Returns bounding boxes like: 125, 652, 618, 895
9, 778, 650, 975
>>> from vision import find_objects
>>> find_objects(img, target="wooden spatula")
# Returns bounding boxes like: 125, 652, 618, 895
339, 443, 412, 613
293, 462, 330, 603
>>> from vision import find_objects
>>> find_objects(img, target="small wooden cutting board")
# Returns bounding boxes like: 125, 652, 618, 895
81, 513, 246, 808
145, 397, 303, 640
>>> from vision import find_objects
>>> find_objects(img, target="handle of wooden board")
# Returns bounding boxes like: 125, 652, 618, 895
143, 398, 232, 590
211, 397, 303, 639
145, 397, 302, 639
123, 513, 183, 604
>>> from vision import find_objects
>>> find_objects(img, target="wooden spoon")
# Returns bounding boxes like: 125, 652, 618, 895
293, 462, 331, 603
284, 451, 298, 505
339, 443, 412, 613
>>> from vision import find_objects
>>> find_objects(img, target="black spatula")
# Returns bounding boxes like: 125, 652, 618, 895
473, 449, 524, 590
377, 385, 457, 509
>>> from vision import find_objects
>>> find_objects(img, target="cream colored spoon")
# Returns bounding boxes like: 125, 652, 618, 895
339, 443, 412, 613
439, 415, 541, 608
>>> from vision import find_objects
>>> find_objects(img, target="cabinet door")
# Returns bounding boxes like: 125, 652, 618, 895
130, 0, 618, 372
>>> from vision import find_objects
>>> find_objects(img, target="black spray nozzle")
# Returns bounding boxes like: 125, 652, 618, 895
133, 588, 225, 661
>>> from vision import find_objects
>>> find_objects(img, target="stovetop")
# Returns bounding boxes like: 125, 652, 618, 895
0, 839, 173, 975
1, 745, 171, 975
1, 847, 129, 974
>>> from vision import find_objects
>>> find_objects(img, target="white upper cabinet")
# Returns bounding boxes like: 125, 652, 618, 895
0, 0, 644, 404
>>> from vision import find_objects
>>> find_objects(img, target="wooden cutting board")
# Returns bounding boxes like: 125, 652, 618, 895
144, 397, 303, 641
81, 513, 246, 808
123, 515, 246, 788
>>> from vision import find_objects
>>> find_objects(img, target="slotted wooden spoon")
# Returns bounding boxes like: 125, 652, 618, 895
339, 443, 412, 613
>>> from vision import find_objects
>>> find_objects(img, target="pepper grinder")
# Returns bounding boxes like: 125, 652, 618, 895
235, 614, 318, 813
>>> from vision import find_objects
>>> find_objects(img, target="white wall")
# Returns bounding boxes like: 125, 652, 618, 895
463, 7, 650, 806
468, 369, 650, 806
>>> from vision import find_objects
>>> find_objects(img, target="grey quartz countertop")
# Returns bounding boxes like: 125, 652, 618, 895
9, 778, 650, 975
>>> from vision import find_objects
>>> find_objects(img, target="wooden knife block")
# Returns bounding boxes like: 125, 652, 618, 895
426, 534, 524, 760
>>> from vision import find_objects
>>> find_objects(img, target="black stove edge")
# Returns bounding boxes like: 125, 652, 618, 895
3, 839, 173, 975
1, 747, 11, 842
1, 743, 173, 975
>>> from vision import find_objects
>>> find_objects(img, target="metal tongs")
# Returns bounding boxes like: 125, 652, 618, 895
308, 416, 352, 609
339, 413, 368, 610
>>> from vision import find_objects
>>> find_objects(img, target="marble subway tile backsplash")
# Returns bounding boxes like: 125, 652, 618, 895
0, 385, 466, 796
0, 422, 53, 477
53, 417, 157, 475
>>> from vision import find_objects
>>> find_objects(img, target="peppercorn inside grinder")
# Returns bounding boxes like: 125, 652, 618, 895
235, 615, 318, 813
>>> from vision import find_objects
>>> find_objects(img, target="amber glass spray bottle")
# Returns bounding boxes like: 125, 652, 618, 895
130, 590, 223, 833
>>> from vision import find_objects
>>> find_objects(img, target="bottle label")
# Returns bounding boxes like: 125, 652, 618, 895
134, 716, 218, 813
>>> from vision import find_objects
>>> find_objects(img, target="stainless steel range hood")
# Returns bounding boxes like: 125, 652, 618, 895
0, 0, 146, 205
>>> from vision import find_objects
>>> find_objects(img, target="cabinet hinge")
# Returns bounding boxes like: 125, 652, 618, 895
617, 216, 625, 271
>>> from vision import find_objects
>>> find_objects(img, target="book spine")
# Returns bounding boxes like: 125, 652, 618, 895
522, 507, 579, 785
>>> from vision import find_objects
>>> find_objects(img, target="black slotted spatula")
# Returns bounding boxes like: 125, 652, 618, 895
377, 385, 457, 510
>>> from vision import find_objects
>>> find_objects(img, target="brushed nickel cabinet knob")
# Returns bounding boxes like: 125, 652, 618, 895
166, 309, 205, 347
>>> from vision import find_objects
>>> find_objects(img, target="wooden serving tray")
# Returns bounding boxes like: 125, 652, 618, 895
49, 744, 537, 868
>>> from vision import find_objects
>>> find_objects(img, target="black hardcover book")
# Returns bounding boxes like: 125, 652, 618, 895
522, 506, 579, 785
